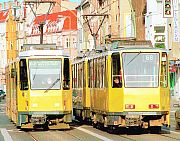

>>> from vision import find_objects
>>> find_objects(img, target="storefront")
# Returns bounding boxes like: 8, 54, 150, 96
170, 60, 180, 97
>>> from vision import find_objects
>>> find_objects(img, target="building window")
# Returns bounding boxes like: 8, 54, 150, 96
154, 26, 165, 48
66, 38, 70, 48
73, 38, 76, 48
160, 53, 168, 88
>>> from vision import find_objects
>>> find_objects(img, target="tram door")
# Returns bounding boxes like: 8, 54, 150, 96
19, 59, 29, 112
111, 53, 122, 88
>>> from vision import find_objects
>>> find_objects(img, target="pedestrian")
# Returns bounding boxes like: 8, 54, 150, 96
113, 77, 122, 88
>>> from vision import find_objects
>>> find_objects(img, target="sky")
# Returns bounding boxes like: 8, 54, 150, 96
0, 0, 80, 3
0, 0, 22, 2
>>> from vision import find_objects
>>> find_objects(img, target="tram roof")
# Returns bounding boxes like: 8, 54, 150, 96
19, 44, 69, 58
79, 47, 168, 60
112, 47, 168, 52
19, 49, 69, 58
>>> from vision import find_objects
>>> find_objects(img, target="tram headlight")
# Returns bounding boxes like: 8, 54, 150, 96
31, 103, 38, 107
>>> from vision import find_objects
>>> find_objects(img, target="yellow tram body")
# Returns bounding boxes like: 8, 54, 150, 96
72, 58, 91, 120
6, 44, 72, 129
73, 47, 170, 130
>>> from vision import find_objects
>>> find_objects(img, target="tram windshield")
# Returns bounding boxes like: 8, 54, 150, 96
29, 59, 61, 90
122, 52, 159, 87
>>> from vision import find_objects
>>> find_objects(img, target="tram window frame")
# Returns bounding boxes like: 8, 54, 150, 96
94, 58, 98, 88
97, 58, 100, 88
88, 60, 91, 88
72, 65, 74, 88
74, 64, 77, 88
100, 57, 105, 88
111, 53, 122, 88
83, 61, 86, 88
100, 57, 103, 88
63, 58, 70, 90
19, 59, 29, 90
104, 56, 108, 88
89, 59, 94, 88
92, 59, 95, 88
14, 62, 18, 93
160, 52, 168, 88
78, 63, 83, 88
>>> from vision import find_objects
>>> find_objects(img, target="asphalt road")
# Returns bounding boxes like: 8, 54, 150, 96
1, 98, 180, 141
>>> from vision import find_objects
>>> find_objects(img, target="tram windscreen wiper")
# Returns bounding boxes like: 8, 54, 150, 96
125, 52, 141, 67
33, 63, 38, 80
44, 78, 60, 93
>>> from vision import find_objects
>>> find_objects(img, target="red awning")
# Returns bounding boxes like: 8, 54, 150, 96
170, 66, 177, 72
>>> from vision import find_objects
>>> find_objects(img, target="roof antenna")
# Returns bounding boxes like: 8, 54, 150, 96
24, 0, 56, 44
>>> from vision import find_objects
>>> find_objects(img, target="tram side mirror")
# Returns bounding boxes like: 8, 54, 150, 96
173, 104, 180, 108
11, 68, 17, 78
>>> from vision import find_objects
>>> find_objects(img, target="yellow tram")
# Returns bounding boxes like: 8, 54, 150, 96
72, 56, 91, 121
6, 44, 72, 129
72, 47, 170, 131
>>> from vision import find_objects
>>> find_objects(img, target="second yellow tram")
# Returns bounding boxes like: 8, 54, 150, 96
72, 47, 170, 132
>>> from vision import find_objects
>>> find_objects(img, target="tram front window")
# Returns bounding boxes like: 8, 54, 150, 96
122, 53, 159, 88
29, 60, 61, 90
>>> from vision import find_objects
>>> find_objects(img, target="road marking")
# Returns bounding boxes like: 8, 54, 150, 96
75, 127, 113, 141
0, 128, 13, 141
162, 129, 180, 135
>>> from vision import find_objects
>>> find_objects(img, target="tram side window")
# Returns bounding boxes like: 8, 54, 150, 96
83, 61, 86, 87
97, 58, 100, 88
19, 59, 28, 90
111, 53, 122, 88
72, 65, 74, 88
94, 59, 97, 88
72, 64, 77, 88
88, 60, 94, 88
63, 58, 70, 90
88, 60, 91, 88
160, 53, 168, 88
104, 56, 108, 88
78, 63, 83, 88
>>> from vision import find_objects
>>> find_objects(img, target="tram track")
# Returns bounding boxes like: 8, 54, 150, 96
158, 134, 180, 141
27, 130, 86, 141
64, 130, 86, 141
28, 132, 40, 141
117, 131, 180, 141
118, 135, 137, 141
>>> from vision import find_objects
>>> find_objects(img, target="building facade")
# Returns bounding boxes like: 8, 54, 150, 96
167, 0, 180, 98
145, 0, 168, 49
0, 1, 20, 90
26, 10, 78, 58
15, 0, 78, 58
76, 0, 147, 51
145, 0, 180, 98
0, 10, 8, 89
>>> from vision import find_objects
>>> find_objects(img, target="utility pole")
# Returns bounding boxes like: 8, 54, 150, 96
83, 14, 108, 50
24, 0, 55, 44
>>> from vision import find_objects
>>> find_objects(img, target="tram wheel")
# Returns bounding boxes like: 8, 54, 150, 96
43, 122, 49, 131
149, 126, 161, 134
92, 122, 97, 128
175, 122, 180, 129
107, 126, 116, 134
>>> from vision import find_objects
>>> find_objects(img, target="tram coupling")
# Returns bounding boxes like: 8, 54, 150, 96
31, 114, 46, 125
125, 115, 142, 127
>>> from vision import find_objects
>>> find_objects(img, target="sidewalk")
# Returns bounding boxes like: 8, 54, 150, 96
171, 96, 180, 113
